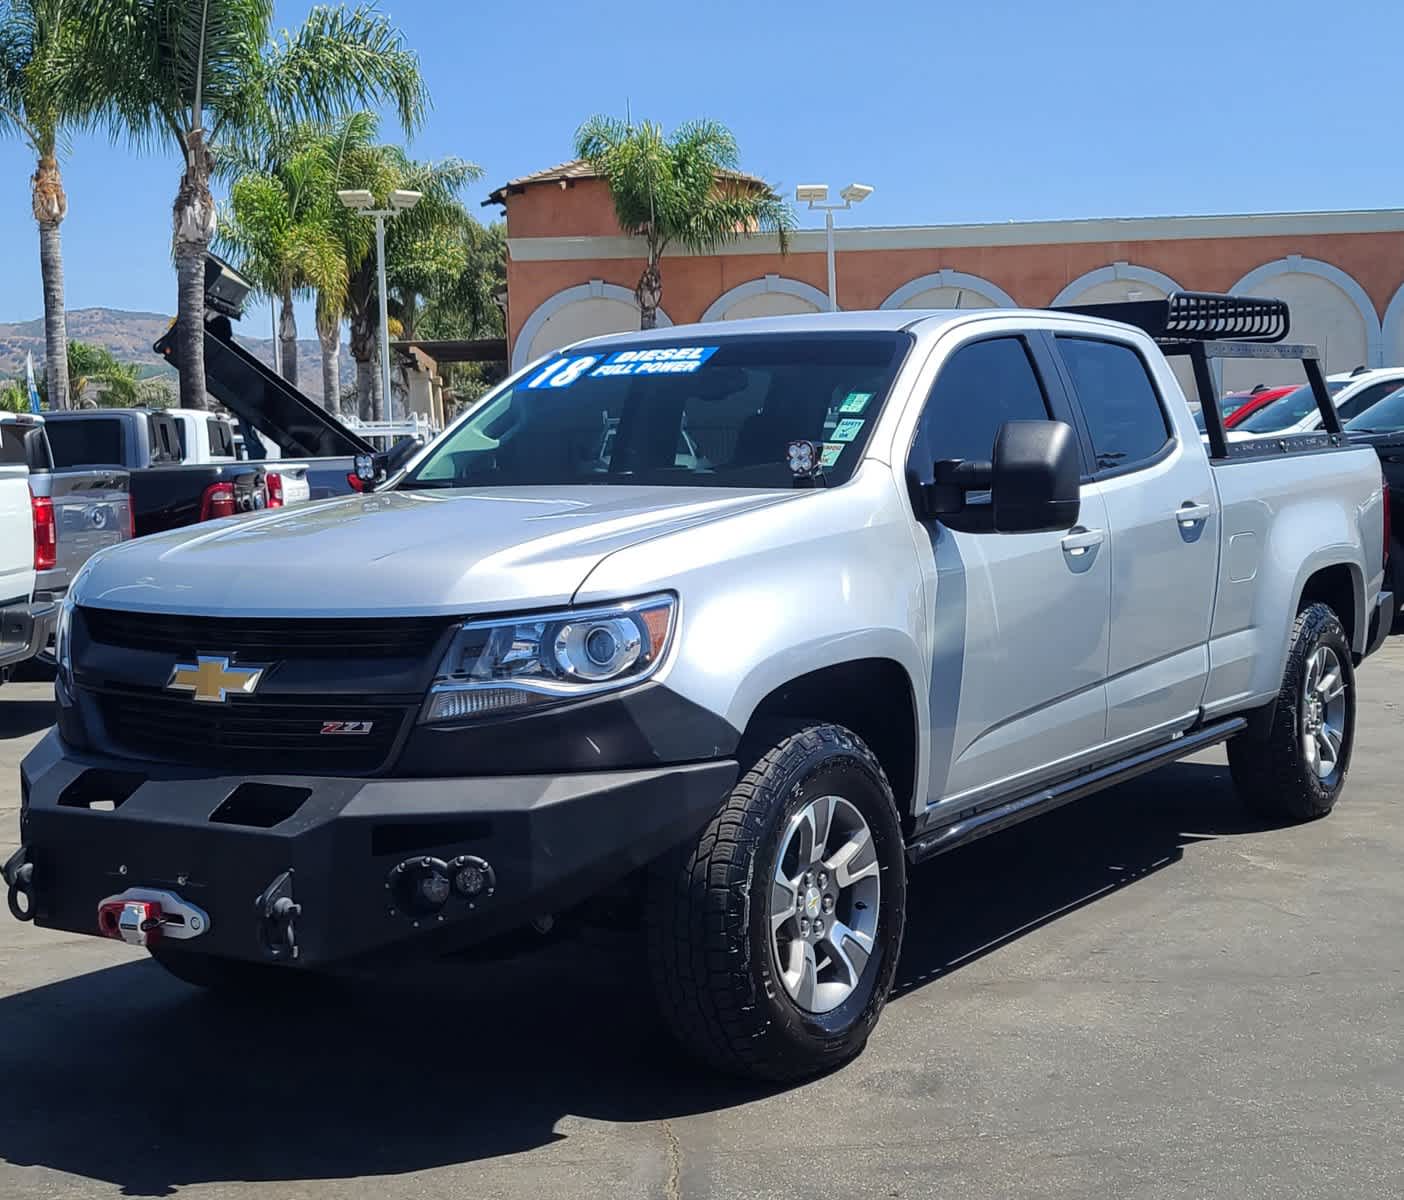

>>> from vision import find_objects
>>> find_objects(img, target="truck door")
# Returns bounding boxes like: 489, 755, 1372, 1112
910, 333, 1111, 809
1052, 334, 1218, 744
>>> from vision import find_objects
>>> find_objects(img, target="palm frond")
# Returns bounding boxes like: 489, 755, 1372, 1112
261, 2, 427, 136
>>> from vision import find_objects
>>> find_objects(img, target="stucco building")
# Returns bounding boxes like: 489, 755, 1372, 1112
487, 161, 1404, 393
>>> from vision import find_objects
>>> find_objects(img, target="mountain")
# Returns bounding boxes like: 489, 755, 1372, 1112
0, 307, 353, 406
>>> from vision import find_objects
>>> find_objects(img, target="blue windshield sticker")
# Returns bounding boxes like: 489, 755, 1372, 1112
525, 355, 601, 389
591, 346, 719, 378
819, 442, 845, 468
832, 418, 865, 442
839, 391, 873, 414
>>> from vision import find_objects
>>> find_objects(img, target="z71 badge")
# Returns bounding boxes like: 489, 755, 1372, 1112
320, 721, 375, 736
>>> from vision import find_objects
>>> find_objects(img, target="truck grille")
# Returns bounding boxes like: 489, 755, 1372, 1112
97, 691, 407, 774
80, 607, 455, 661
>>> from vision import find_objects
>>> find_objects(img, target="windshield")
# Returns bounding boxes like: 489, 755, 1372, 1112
1345, 386, 1404, 432
402, 332, 912, 490
1235, 380, 1348, 433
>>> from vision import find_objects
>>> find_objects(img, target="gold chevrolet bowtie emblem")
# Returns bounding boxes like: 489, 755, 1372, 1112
166, 656, 266, 703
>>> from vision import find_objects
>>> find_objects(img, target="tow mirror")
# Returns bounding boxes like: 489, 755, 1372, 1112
923, 419, 1080, 534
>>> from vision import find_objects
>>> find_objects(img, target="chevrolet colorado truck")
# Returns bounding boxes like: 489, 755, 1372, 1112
7, 293, 1392, 1081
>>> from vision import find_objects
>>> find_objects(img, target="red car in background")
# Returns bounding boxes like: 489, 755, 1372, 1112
1194, 384, 1295, 434
1223, 384, 1298, 428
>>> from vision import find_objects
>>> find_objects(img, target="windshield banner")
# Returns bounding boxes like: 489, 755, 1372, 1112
592, 346, 719, 378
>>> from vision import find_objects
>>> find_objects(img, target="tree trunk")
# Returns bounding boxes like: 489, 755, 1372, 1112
317, 309, 341, 414
635, 250, 662, 331
278, 286, 298, 387
370, 353, 387, 423
349, 262, 378, 420
172, 132, 217, 411
353, 360, 371, 419
32, 155, 69, 410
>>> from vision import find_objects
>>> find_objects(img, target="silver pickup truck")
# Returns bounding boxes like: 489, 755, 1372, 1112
7, 294, 1391, 1081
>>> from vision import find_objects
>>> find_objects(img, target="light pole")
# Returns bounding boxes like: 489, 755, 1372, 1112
795, 183, 873, 312
337, 188, 423, 418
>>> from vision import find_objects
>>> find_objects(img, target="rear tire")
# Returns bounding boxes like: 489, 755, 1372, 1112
646, 722, 906, 1082
1228, 602, 1355, 822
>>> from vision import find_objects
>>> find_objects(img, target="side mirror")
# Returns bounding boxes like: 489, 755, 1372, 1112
923, 419, 1081, 534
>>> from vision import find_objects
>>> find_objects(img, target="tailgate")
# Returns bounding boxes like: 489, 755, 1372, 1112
43, 469, 132, 593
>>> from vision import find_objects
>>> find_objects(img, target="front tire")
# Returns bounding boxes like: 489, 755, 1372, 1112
646, 723, 906, 1081
1228, 602, 1355, 822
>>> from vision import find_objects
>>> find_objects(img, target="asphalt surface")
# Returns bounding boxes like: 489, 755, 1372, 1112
0, 648, 1401, 1199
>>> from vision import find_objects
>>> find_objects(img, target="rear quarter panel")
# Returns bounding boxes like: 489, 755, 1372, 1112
1203, 445, 1383, 717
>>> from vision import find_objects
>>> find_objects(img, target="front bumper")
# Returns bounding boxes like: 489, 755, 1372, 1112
12, 729, 736, 967
0, 599, 58, 671
1365, 589, 1394, 658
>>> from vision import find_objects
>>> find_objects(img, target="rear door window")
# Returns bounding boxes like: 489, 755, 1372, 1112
207, 418, 235, 458
45, 418, 124, 467
1056, 337, 1171, 473
150, 416, 180, 462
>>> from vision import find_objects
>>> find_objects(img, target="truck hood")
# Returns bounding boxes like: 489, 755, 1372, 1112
75, 486, 799, 617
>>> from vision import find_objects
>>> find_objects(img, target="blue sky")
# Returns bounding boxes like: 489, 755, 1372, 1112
0, 0, 1397, 329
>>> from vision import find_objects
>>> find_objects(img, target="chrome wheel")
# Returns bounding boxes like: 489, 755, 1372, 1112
1301, 644, 1348, 780
770, 795, 881, 1014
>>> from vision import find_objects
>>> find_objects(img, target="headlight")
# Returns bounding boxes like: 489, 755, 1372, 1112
421, 594, 676, 723
55, 593, 75, 682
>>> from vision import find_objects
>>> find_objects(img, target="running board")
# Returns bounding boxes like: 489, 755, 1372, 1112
906, 717, 1248, 865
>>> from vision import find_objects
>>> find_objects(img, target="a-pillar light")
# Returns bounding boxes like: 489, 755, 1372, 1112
787, 439, 818, 477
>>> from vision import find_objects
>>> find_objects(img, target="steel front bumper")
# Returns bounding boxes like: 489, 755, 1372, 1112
12, 729, 736, 967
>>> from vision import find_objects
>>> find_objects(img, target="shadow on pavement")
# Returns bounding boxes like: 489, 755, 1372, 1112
0, 759, 1269, 1195
0, 698, 54, 739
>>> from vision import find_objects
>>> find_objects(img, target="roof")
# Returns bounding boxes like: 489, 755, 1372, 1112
392, 338, 508, 364
560, 309, 1014, 353
561, 306, 1191, 356
485, 158, 770, 206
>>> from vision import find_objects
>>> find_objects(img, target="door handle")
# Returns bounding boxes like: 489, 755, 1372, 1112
1061, 528, 1105, 556
1177, 502, 1213, 525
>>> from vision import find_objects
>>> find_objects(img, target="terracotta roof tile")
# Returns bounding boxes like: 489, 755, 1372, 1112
485, 158, 768, 205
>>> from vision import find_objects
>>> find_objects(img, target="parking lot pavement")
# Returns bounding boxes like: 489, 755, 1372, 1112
0, 649, 1401, 1200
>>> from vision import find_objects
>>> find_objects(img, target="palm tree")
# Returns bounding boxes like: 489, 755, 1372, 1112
219, 121, 348, 393
0, 0, 109, 410
338, 146, 479, 418
37, 339, 140, 406
574, 116, 795, 329
415, 220, 507, 341
84, 0, 426, 409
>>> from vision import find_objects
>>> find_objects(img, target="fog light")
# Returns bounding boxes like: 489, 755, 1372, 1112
387, 856, 451, 915
449, 855, 496, 899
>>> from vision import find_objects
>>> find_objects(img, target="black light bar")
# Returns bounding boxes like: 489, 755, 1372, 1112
1057, 291, 1289, 344
203, 253, 253, 320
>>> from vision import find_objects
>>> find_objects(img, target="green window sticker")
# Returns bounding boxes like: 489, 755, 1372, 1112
840, 391, 873, 414
819, 442, 845, 468
832, 418, 865, 442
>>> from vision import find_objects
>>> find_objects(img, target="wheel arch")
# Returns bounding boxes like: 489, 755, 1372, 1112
1295, 558, 1365, 654
742, 656, 922, 827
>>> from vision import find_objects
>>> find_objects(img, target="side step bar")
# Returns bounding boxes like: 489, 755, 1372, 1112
906, 717, 1248, 865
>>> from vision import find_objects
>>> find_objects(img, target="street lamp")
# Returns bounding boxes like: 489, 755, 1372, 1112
338, 188, 423, 416
795, 182, 873, 312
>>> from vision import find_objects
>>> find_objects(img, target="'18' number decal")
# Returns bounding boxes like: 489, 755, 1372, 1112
526, 355, 599, 389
